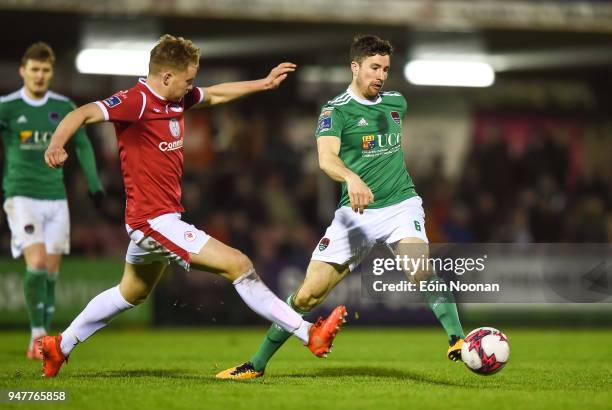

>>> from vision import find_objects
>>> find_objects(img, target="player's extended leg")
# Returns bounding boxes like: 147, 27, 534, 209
190, 238, 346, 360
44, 254, 62, 333
393, 237, 465, 361
4, 196, 51, 359
41, 261, 167, 377
23, 243, 48, 360
292, 261, 350, 311
216, 260, 349, 379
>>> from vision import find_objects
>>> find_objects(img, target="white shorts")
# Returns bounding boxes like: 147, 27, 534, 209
3, 196, 70, 258
311, 196, 429, 271
125, 213, 210, 270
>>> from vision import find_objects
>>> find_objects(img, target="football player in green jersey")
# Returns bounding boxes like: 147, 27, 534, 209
217, 35, 465, 379
0, 43, 104, 360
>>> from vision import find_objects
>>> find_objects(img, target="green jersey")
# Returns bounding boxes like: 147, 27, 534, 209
315, 87, 417, 209
0, 88, 102, 199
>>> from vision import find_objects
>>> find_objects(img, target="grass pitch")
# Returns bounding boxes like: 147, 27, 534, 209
1, 327, 610, 410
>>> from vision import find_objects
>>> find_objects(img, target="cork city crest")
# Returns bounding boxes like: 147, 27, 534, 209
318, 237, 330, 251
390, 111, 401, 125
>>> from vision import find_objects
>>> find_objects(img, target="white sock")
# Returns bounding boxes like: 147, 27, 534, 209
293, 321, 311, 343
233, 269, 311, 343
60, 285, 134, 356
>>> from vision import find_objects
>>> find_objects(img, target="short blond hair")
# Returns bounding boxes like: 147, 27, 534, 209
21, 42, 55, 67
149, 34, 200, 74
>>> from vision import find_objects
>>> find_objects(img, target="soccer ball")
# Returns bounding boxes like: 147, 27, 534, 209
461, 327, 510, 375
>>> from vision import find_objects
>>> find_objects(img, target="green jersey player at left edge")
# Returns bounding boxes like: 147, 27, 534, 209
0, 42, 104, 360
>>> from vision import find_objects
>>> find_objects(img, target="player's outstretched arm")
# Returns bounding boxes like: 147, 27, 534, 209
317, 136, 374, 214
45, 103, 105, 169
198, 62, 296, 107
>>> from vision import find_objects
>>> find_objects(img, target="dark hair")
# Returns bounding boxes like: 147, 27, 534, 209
149, 34, 200, 74
21, 42, 55, 67
350, 35, 393, 65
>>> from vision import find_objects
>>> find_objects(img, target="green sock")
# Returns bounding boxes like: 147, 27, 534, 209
422, 276, 465, 342
24, 268, 47, 329
44, 272, 58, 331
249, 295, 308, 372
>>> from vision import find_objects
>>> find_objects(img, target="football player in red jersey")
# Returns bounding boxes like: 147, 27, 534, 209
41, 34, 346, 378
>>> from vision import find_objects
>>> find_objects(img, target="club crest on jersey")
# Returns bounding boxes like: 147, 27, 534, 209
184, 231, 196, 242
169, 118, 181, 138
103, 95, 122, 108
48, 112, 60, 124
318, 237, 330, 251
362, 135, 375, 151
390, 111, 401, 125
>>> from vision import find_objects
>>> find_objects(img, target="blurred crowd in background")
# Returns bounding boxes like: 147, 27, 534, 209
426, 113, 612, 244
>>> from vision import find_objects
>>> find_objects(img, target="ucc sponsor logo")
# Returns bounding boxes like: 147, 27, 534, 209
20, 130, 52, 144
158, 139, 183, 152
362, 132, 401, 151
376, 132, 401, 147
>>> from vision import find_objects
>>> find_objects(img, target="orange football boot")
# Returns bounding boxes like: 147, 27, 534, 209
41, 334, 67, 378
307, 305, 347, 358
